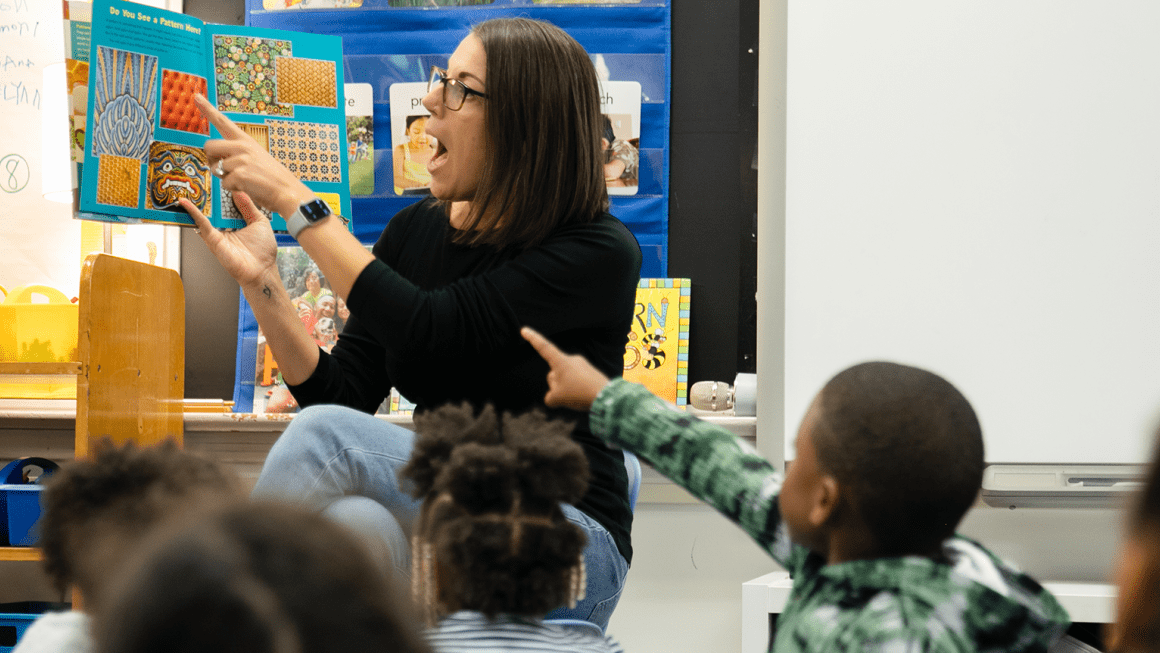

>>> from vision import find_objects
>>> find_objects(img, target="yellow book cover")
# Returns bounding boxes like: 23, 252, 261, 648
622, 278, 690, 406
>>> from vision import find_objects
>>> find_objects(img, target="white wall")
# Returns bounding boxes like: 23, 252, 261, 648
607, 503, 779, 652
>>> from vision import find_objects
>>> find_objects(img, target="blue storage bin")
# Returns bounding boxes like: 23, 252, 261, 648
0, 458, 58, 547
0, 486, 43, 546
0, 602, 70, 653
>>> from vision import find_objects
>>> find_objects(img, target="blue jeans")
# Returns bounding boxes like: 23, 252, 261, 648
252, 404, 629, 629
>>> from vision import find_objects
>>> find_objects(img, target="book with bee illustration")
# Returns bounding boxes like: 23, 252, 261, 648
622, 278, 690, 406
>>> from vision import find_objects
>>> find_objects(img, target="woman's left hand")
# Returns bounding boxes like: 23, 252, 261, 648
194, 94, 314, 217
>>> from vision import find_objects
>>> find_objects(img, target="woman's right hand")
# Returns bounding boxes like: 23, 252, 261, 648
180, 191, 278, 289
193, 94, 315, 217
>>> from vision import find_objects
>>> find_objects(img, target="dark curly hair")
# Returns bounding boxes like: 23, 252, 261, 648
94, 501, 431, 653
401, 403, 589, 622
811, 362, 984, 556
38, 439, 241, 603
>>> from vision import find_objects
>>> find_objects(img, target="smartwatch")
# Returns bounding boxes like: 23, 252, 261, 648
286, 197, 332, 239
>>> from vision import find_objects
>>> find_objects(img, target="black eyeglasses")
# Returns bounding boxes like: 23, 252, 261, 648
428, 66, 488, 111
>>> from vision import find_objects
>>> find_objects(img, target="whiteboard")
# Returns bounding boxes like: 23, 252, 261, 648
785, 1, 1160, 464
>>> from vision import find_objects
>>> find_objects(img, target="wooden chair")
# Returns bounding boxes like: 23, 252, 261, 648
73, 253, 184, 456
0, 253, 185, 562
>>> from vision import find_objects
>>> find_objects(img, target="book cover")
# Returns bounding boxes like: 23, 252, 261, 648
77, 0, 352, 232
622, 278, 690, 406
241, 246, 412, 415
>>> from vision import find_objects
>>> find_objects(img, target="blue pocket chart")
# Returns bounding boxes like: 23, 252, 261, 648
247, 0, 671, 278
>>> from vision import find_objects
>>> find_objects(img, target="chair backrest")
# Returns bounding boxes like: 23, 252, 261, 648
75, 253, 185, 458
623, 450, 642, 511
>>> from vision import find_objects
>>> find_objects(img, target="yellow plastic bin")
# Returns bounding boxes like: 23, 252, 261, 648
0, 285, 79, 400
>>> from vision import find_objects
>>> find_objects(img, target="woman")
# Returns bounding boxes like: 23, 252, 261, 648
181, 17, 641, 629
393, 114, 436, 194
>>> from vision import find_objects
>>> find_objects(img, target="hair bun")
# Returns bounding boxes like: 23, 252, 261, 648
441, 443, 518, 513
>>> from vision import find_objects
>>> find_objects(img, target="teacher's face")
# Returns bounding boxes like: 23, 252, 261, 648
422, 34, 488, 203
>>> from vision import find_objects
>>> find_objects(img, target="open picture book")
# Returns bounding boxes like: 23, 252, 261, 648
76, 0, 352, 232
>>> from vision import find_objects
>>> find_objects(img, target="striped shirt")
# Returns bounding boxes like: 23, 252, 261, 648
426, 611, 626, 653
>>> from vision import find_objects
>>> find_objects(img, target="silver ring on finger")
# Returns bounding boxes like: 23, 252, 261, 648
213, 161, 225, 178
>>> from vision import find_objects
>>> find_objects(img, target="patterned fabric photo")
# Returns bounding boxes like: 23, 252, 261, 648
274, 57, 337, 108
214, 35, 294, 116
160, 70, 209, 134
266, 120, 343, 182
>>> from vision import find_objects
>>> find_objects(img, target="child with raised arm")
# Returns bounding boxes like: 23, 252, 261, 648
522, 327, 1070, 652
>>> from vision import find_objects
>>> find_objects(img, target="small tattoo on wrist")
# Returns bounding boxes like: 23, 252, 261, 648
263, 285, 272, 299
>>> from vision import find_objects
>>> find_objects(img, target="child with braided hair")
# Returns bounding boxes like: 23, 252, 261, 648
400, 403, 626, 653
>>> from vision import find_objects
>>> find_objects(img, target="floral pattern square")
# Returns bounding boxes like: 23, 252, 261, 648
213, 35, 294, 116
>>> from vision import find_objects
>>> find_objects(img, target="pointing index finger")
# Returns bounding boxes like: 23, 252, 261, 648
521, 327, 565, 366
194, 94, 249, 140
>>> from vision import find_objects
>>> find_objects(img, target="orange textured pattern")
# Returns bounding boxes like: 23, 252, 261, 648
161, 70, 209, 135
97, 155, 140, 208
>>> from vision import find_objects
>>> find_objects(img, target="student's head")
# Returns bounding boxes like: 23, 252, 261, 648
1109, 427, 1160, 652
781, 362, 984, 559
39, 440, 241, 609
401, 403, 589, 624
93, 502, 430, 653
421, 17, 608, 248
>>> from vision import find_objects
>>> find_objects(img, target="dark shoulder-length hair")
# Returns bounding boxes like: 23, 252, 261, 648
452, 17, 609, 249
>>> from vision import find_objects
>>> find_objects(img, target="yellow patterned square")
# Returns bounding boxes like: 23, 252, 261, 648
315, 192, 340, 214
239, 123, 269, 151
275, 57, 337, 108
97, 155, 140, 208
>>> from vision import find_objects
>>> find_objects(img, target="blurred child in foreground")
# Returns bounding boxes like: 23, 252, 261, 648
14, 441, 242, 653
92, 501, 430, 653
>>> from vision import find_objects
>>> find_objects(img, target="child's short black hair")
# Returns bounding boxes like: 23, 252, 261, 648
811, 362, 984, 555
39, 440, 240, 601
93, 501, 430, 653
401, 403, 589, 621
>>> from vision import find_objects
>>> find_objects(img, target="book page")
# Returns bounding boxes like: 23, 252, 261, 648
203, 23, 353, 232
79, 0, 212, 226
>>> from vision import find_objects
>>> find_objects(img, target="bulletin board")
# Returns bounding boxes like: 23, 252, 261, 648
245, 0, 671, 278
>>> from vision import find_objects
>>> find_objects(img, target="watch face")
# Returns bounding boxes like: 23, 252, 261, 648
301, 199, 332, 222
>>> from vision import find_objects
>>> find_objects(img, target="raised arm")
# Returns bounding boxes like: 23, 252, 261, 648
523, 327, 799, 566
183, 95, 375, 385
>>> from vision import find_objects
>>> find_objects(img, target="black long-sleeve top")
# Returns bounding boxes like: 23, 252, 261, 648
288, 198, 643, 562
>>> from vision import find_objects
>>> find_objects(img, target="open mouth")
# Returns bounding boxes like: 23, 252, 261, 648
428, 141, 449, 173
161, 178, 194, 193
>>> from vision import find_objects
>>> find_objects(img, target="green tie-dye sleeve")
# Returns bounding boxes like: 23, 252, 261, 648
591, 378, 804, 568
